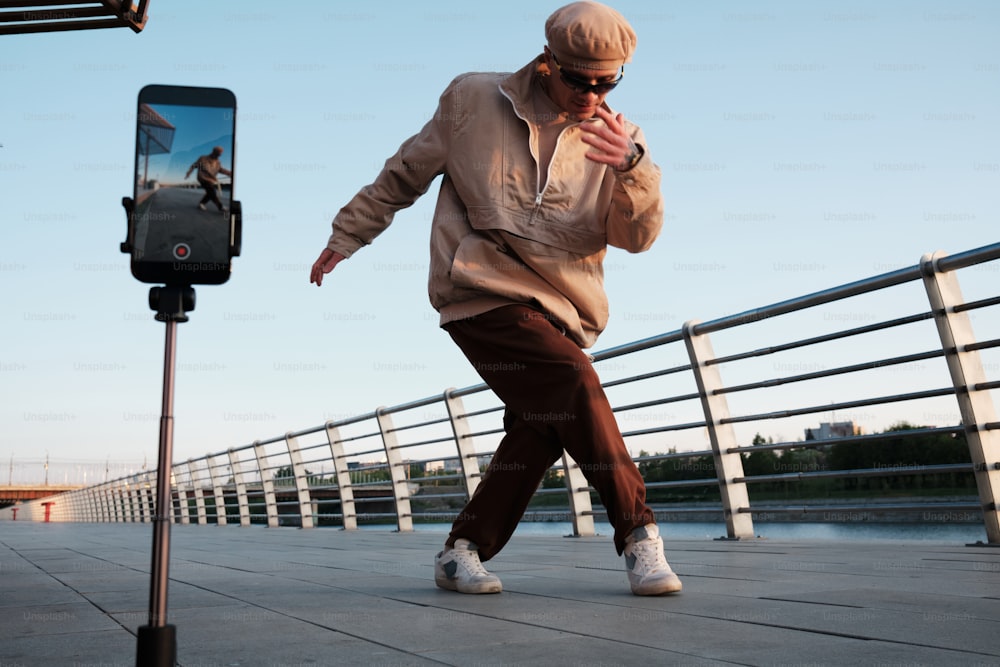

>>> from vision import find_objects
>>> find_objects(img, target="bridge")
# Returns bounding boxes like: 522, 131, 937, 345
0, 485, 81, 506
2, 243, 999, 665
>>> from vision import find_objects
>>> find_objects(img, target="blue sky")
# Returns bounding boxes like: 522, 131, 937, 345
1, 1, 998, 480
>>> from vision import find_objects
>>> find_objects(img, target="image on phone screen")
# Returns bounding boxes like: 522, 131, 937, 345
131, 85, 236, 285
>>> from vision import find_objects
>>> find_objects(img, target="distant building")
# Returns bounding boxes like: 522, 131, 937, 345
428, 454, 493, 474
805, 421, 862, 440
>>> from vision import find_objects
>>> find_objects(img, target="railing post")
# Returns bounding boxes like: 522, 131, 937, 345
61, 493, 72, 522
67, 493, 77, 522
206, 454, 228, 526
325, 422, 357, 530
169, 468, 182, 525
252, 441, 279, 528
92, 486, 103, 522
376, 408, 413, 532
285, 433, 314, 529
111, 484, 122, 522
120, 483, 131, 522
119, 483, 130, 522
562, 452, 596, 537
174, 464, 190, 525
121, 483, 133, 522
922, 252, 1000, 544
683, 320, 756, 539
97, 484, 111, 523
141, 474, 154, 524
112, 485, 120, 522
186, 459, 207, 525
101, 485, 110, 522
443, 389, 482, 499
127, 483, 139, 522
103, 484, 114, 522
87, 487, 99, 522
227, 449, 251, 527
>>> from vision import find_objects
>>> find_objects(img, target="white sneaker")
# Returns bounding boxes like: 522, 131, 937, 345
198, 203, 207, 211
434, 538, 502, 594
624, 524, 682, 595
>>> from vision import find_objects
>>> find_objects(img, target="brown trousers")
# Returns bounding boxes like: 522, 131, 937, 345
443, 304, 655, 561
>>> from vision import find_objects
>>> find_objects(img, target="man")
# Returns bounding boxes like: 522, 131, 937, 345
311, 1, 681, 596
184, 145, 231, 212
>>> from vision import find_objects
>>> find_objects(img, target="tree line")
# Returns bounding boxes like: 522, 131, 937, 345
271, 422, 976, 504
629, 422, 975, 502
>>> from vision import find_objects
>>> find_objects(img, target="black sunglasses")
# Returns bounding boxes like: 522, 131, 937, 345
550, 53, 623, 95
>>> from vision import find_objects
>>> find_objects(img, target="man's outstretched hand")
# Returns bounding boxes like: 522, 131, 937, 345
310, 248, 346, 286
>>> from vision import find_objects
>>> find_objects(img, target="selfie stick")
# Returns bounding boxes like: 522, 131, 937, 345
121, 192, 241, 667
138, 284, 194, 667
119, 197, 185, 667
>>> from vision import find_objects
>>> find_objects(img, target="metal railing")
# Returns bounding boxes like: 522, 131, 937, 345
6, 244, 999, 543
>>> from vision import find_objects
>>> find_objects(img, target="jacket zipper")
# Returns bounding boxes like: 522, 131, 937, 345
500, 84, 559, 226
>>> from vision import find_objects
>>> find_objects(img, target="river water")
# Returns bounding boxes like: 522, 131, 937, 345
400, 520, 989, 544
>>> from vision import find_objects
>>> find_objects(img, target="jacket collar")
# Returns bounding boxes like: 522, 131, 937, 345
499, 55, 613, 123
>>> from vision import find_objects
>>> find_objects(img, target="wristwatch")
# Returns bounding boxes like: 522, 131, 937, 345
620, 144, 644, 171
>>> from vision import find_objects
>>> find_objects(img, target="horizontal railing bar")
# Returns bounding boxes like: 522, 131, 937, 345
602, 363, 693, 389
411, 492, 467, 501
454, 405, 504, 419
347, 463, 389, 473
329, 430, 382, 445
385, 416, 452, 434
716, 349, 945, 395
613, 506, 724, 515
737, 462, 974, 484
932, 241, 1000, 273
446, 384, 491, 399
953, 295, 1000, 314
739, 502, 983, 514
249, 434, 288, 447
645, 478, 719, 490
722, 387, 956, 424
390, 435, 456, 450
709, 311, 935, 366
283, 424, 329, 440
693, 266, 925, 336
965, 338, 1000, 353
378, 394, 445, 415
614, 392, 701, 413
622, 421, 708, 438
399, 453, 460, 466
727, 426, 965, 455
466, 427, 504, 438
591, 330, 685, 361
635, 449, 715, 462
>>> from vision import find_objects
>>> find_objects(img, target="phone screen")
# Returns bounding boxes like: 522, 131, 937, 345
130, 85, 236, 285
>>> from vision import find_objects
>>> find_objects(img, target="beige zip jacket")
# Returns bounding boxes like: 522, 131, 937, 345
327, 56, 664, 348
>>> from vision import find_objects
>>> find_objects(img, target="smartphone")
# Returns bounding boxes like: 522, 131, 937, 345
130, 84, 237, 285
